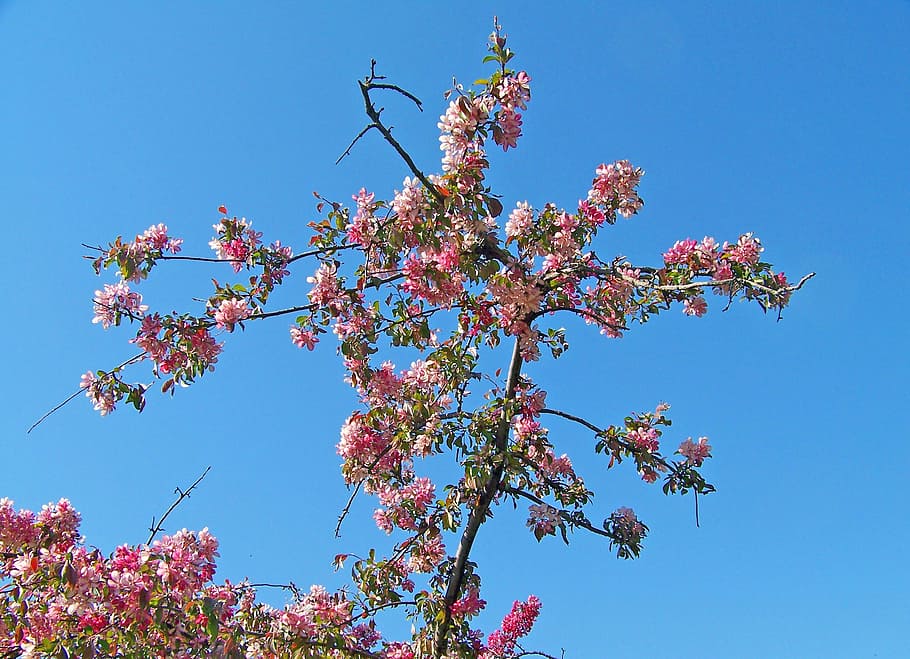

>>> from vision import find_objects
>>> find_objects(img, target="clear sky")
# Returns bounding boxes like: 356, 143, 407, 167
2, 2, 908, 657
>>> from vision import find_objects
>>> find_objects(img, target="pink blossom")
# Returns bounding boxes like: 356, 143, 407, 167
347, 188, 377, 247
683, 296, 708, 317
712, 262, 734, 282
450, 587, 486, 617
138, 223, 183, 255
678, 436, 712, 466
382, 642, 416, 659
726, 232, 763, 265
213, 298, 251, 331
79, 370, 116, 415
526, 504, 560, 535
391, 177, 424, 240
663, 238, 699, 266
92, 282, 148, 328
290, 326, 318, 350
588, 160, 644, 218
438, 95, 489, 172
307, 263, 343, 309
496, 71, 531, 110
408, 534, 446, 573
628, 426, 660, 452
209, 216, 261, 272
494, 108, 522, 151
505, 201, 533, 238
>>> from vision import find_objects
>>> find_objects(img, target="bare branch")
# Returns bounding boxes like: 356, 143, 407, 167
147, 466, 212, 545
368, 81, 424, 110
334, 480, 363, 538
344, 62, 441, 202
539, 407, 602, 435
251, 304, 316, 321
336, 124, 378, 165
27, 388, 85, 435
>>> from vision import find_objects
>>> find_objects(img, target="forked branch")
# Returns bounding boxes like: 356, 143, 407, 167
337, 60, 442, 204
147, 465, 212, 544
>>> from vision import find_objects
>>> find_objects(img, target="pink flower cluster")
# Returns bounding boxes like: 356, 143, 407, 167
658, 233, 793, 315
588, 160, 645, 220
526, 504, 560, 536
493, 108, 522, 151
307, 262, 344, 310
91, 223, 183, 283
483, 595, 541, 658
492, 71, 530, 152
213, 298, 251, 331
92, 281, 148, 328
678, 436, 712, 466
627, 425, 660, 453
137, 223, 183, 258
504, 201, 533, 239
79, 371, 117, 415
391, 177, 425, 244
487, 269, 544, 334
337, 413, 402, 483
438, 95, 490, 173
209, 213, 263, 273
132, 313, 222, 377
289, 326, 318, 350
373, 477, 436, 534
663, 234, 763, 274
450, 587, 486, 618
347, 188, 377, 247
0, 499, 410, 658
401, 243, 466, 308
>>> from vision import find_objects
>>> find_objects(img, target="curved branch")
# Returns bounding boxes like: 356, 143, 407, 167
340, 61, 441, 203
539, 407, 601, 435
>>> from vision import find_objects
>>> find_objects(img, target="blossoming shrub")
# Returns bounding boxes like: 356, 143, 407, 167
5, 23, 809, 658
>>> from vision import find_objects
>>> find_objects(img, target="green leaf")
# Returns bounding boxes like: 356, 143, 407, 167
206, 612, 219, 638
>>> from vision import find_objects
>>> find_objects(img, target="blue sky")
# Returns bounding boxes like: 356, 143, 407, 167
2, 2, 908, 657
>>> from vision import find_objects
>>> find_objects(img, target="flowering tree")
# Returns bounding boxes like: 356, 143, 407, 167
3, 23, 812, 659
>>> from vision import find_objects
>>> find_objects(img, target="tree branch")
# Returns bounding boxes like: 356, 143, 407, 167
146, 466, 212, 544
434, 337, 523, 656
339, 60, 441, 203
504, 485, 612, 540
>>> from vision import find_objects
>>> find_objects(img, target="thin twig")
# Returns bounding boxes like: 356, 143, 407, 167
27, 388, 85, 435
28, 352, 147, 434
147, 466, 212, 544
335, 480, 363, 538
336, 124, 377, 165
